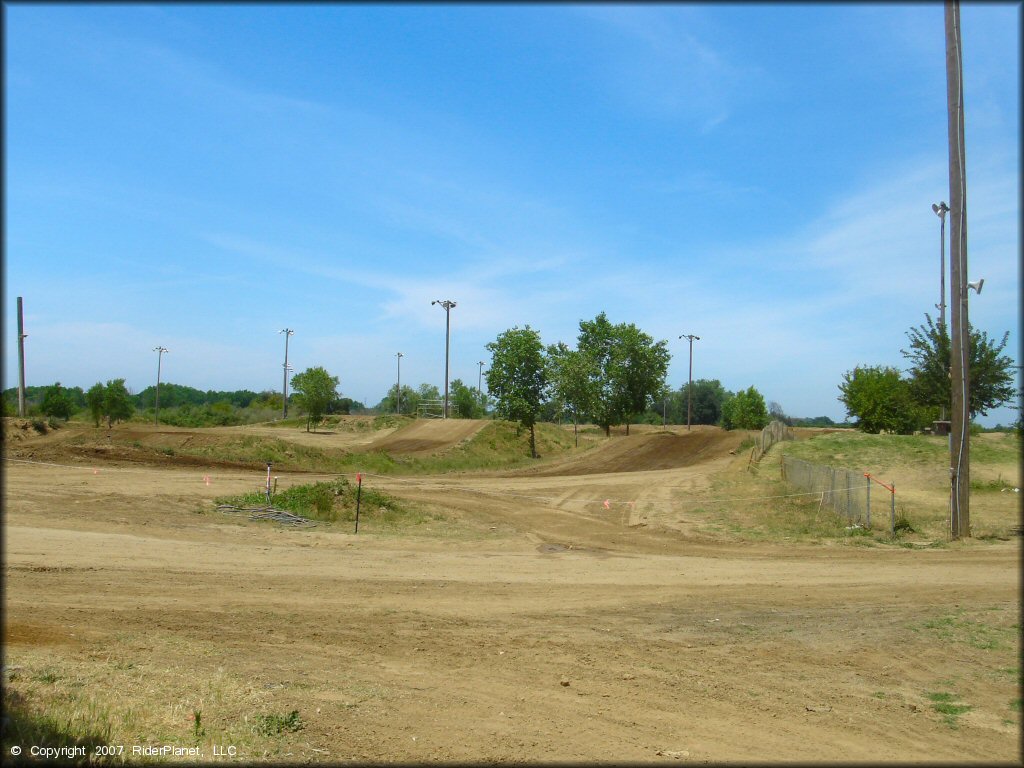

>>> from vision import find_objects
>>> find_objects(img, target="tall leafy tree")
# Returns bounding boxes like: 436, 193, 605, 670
86, 383, 105, 426
377, 384, 419, 416
102, 379, 134, 427
679, 379, 730, 426
576, 312, 618, 435
450, 378, 486, 419
902, 314, 1015, 418
575, 312, 670, 436
838, 366, 925, 434
487, 326, 548, 458
290, 366, 340, 432
613, 322, 671, 434
41, 383, 74, 421
546, 341, 596, 446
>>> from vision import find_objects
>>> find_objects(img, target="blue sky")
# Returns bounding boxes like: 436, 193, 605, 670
4, 3, 1020, 425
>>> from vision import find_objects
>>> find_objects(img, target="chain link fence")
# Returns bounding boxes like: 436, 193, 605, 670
780, 455, 897, 533
752, 420, 793, 462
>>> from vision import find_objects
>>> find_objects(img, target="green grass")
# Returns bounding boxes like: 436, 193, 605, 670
216, 477, 442, 532
925, 691, 972, 728
149, 420, 595, 476
912, 609, 1016, 651
782, 431, 948, 469
970, 474, 1017, 492
2, 686, 116, 764
251, 710, 303, 737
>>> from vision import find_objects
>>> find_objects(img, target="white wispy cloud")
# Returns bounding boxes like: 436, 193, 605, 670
574, 5, 766, 127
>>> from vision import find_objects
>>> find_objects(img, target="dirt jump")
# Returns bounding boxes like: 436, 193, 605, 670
2, 417, 1019, 764
365, 417, 487, 454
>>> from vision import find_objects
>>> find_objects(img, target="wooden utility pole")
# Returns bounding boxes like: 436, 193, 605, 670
944, 0, 970, 538
17, 296, 27, 417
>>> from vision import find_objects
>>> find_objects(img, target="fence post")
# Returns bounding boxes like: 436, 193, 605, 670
846, 471, 852, 520
828, 468, 836, 516
355, 472, 363, 534
865, 474, 871, 529
890, 482, 895, 538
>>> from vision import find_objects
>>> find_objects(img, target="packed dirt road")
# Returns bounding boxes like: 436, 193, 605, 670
3, 419, 1020, 763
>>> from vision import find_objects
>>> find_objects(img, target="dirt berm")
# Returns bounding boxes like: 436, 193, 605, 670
525, 427, 748, 476
365, 418, 488, 454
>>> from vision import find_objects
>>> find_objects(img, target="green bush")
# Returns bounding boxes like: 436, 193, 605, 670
721, 386, 769, 430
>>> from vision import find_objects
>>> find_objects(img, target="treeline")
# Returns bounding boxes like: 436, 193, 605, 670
482, 313, 793, 458
375, 381, 487, 419
838, 314, 1017, 434
1, 382, 365, 428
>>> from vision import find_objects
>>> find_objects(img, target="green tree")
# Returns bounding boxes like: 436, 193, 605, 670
41, 383, 75, 421
450, 378, 485, 419
902, 314, 1016, 418
86, 383, 105, 426
546, 342, 596, 445
377, 384, 419, 416
721, 386, 770, 431
612, 322, 671, 434
487, 326, 548, 458
679, 379, 730, 426
574, 312, 670, 436
102, 379, 134, 427
290, 366, 340, 432
838, 365, 926, 434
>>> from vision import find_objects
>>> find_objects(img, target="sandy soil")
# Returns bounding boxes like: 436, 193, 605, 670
2, 419, 1020, 764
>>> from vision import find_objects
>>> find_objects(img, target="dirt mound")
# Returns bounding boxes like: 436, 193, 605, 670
530, 428, 747, 476
368, 419, 489, 455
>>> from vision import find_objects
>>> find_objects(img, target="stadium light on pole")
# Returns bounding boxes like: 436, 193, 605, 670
396, 352, 403, 415
478, 361, 485, 394
153, 347, 168, 426
431, 300, 456, 419
279, 328, 294, 420
679, 334, 700, 431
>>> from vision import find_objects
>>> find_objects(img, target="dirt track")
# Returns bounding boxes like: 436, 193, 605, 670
2, 419, 1020, 763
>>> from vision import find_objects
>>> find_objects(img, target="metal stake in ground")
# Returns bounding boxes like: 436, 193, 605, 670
354, 473, 363, 534
265, 461, 273, 504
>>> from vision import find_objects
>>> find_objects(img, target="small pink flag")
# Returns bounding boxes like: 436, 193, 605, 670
603, 499, 610, 509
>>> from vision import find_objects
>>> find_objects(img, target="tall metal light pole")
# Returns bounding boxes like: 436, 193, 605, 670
396, 352, 403, 415
279, 328, 294, 419
477, 361, 485, 394
944, 0, 970, 539
431, 300, 456, 419
153, 346, 168, 425
16, 296, 27, 417
679, 334, 700, 431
